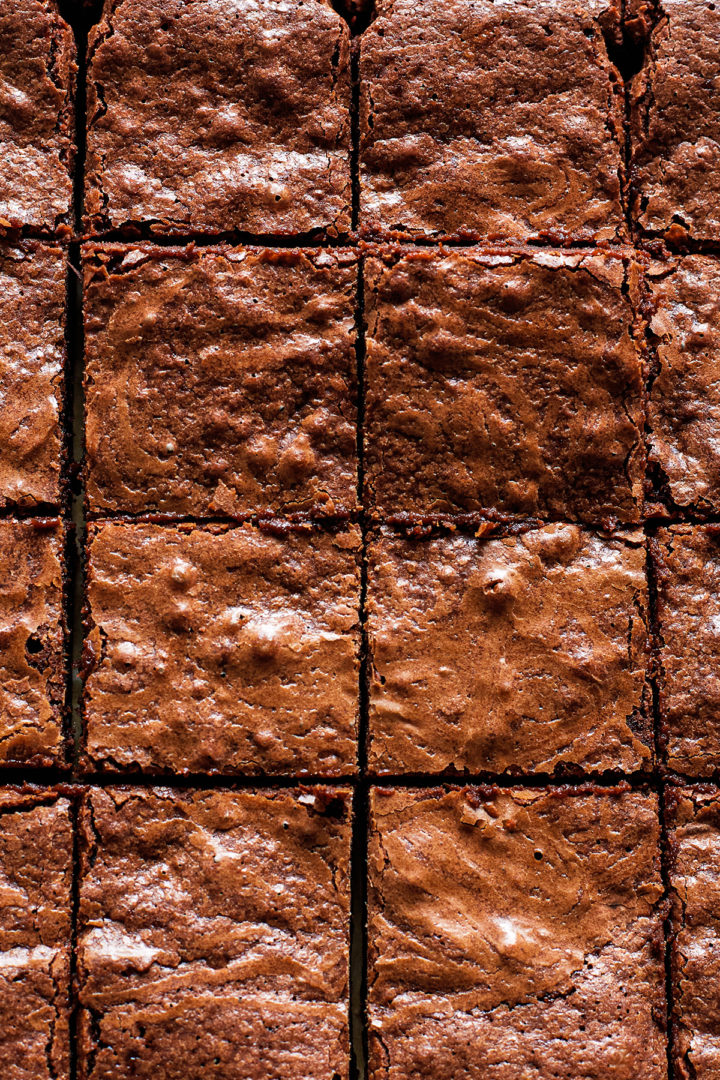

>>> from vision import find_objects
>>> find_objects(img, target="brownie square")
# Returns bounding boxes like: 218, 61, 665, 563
0, 0, 75, 232
365, 249, 645, 523
84, 245, 357, 517
85, 0, 351, 236
667, 785, 720, 1080
368, 785, 667, 1080
367, 524, 652, 775
359, 0, 626, 242
0, 243, 66, 509
631, 0, 720, 241
77, 786, 352, 1080
654, 526, 720, 776
0, 520, 66, 767
0, 788, 72, 1080
82, 521, 360, 775
647, 257, 720, 514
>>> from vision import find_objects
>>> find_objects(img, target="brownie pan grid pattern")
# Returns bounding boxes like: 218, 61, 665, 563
2, 0, 720, 1078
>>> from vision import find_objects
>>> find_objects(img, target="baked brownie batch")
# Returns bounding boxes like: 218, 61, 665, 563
0, 0, 719, 1077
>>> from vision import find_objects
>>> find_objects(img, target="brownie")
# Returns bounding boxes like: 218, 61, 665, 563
0, 788, 72, 1079
83, 521, 361, 775
666, 785, 720, 1080
0, 520, 66, 767
654, 526, 720, 776
359, 0, 626, 241
631, 0, 720, 241
0, 0, 75, 232
365, 249, 645, 524
367, 524, 652, 775
368, 785, 667, 1080
85, 0, 351, 236
83, 244, 357, 517
77, 786, 352, 1079
0, 244, 66, 509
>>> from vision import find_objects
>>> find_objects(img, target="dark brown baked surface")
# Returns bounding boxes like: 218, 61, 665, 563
359, 0, 626, 241
0, 788, 72, 1079
367, 524, 652, 775
77, 786, 352, 1080
83, 244, 358, 517
0, 520, 65, 767
365, 248, 645, 523
0, 0, 75, 232
83, 522, 360, 775
85, 0, 351, 236
368, 785, 666, 1080
0, 244, 66, 509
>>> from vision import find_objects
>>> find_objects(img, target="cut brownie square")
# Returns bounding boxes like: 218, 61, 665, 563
0, 243, 66, 509
0, 519, 66, 767
631, 0, 720, 241
359, 0, 626, 241
77, 786, 352, 1080
0, 0, 75, 232
647, 257, 720, 514
654, 526, 720, 776
0, 788, 72, 1080
83, 245, 357, 517
85, 0, 350, 236
83, 521, 360, 775
367, 524, 652, 775
368, 785, 667, 1080
365, 248, 645, 524
667, 785, 720, 1080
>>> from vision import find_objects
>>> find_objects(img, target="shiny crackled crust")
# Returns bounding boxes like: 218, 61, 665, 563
77, 786, 352, 1080
82, 521, 361, 775
0, 789, 72, 1079
368, 785, 667, 1080
367, 524, 652, 775
84, 0, 351, 235
83, 245, 358, 516
364, 248, 645, 524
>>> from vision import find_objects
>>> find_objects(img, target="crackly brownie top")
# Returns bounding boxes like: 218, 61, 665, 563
84, 522, 361, 775
0, 520, 65, 767
0, 0, 74, 231
0, 789, 72, 1079
367, 524, 652, 775
0, 244, 66, 509
78, 786, 351, 1080
368, 785, 666, 1080
365, 249, 644, 523
84, 245, 357, 516
667, 785, 720, 1080
360, 0, 626, 241
85, 0, 350, 235
655, 526, 720, 776
631, 0, 720, 240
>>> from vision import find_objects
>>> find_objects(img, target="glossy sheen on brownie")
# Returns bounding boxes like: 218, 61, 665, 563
0, 244, 66, 508
0, 521, 65, 767
365, 249, 644, 523
368, 786, 666, 1080
77, 786, 352, 1080
367, 524, 652, 775
85, 0, 350, 235
83, 522, 360, 775
359, 0, 626, 241
631, 0, 720, 240
654, 526, 720, 776
83, 245, 357, 516
647, 258, 720, 514
0, 789, 72, 1079
667, 786, 720, 1080
0, 0, 74, 231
